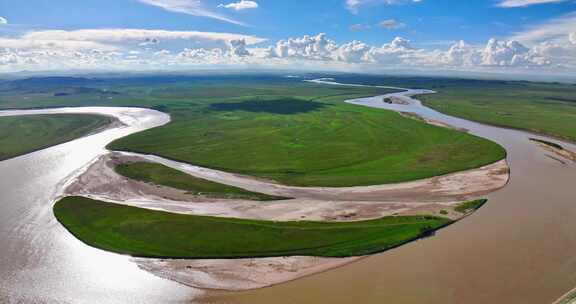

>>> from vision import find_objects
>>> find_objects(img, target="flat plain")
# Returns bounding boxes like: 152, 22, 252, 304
0, 114, 112, 161
0, 76, 506, 187
328, 75, 576, 142
54, 196, 453, 258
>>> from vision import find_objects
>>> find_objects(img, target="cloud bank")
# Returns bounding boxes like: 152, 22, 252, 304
0, 28, 575, 75
22, 29, 265, 46
262, 33, 569, 69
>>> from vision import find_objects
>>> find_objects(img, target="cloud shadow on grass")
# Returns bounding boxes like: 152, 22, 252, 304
209, 98, 327, 115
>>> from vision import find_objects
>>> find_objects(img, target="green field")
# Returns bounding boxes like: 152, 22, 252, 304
316, 75, 576, 142
54, 196, 453, 258
2, 75, 573, 145
107, 90, 505, 187
0, 114, 112, 160
0, 75, 506, 186
455, 199, 488, 214
418, 81, 576, 142
115, 162, 287, 201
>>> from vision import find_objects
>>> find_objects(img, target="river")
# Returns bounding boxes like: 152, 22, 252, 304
0, 82, 575, 304
0, 107, 197, 303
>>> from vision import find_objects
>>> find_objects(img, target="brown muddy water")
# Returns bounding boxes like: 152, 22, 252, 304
0, 85, 575, 304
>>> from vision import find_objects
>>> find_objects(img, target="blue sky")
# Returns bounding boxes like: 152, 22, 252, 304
1, 0, 574, 45
0, 0, 575, 75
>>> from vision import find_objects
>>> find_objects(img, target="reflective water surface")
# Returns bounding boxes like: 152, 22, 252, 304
0, 85, 575, 303
0, 108, 199, 303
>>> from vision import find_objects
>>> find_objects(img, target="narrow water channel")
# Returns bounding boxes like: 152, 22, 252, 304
0, 83, 574, 304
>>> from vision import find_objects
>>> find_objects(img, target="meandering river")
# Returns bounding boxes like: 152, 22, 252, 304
0, 82, 574, 304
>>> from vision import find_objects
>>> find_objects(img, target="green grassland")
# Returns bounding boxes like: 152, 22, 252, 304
320, 75, 576, 142
0, 76, 390, 110
424, 85, 576, 141
54, 196, 453, 258
109, 96, 505, 186
418, 81, 576, 142
115, 162, 287, 201
0, 75, 506, 186
455, 199, 488, 214
0, 114, 112, 160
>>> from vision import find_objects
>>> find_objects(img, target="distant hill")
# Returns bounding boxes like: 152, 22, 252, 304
7, 77, 102, 90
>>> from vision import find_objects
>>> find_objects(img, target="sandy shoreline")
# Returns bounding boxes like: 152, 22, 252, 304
531, 139, 576, 163
133, 256, 364, 291
61, 149, 508, 290
553, 287, 576, 304
65, 152, 507, 222
115, 151, 509, 203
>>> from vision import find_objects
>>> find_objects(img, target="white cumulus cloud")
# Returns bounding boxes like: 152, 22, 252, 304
440, 40, 480, 66
262, 33, 564, 70
333, 40, 372, 62
266, 33, 338, 60
1, 30, 575, 75
482, 39, 540, 66
437, 39, 533, 67
178, 38, 250, 64
365, 37, 418, 64
218, 0, 258, 10
0, 28, 267, 72
0, 17, 7, 25
264, 34, 421, 66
